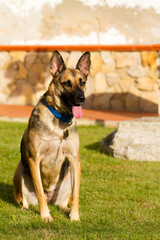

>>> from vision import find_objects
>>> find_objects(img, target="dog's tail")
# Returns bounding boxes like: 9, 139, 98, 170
13, 162, 23, 205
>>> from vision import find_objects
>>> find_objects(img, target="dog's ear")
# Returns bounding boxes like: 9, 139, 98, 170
50, 50, 66, 76
76, 51, 91, 77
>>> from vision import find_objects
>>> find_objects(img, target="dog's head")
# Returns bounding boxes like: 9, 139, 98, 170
48, 50, 91, 118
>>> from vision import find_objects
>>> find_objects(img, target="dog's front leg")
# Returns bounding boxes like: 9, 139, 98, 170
28, 157, 53, 222
69, 159, 81, 221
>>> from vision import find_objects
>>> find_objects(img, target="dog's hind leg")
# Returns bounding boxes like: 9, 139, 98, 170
51, 169, 72, 211
13, 162, 38, 209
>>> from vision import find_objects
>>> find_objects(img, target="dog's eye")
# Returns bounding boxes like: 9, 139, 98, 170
79, 78, 86, 86
62, 80, 72, 87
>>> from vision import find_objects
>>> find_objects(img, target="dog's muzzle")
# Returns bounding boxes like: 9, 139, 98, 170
75, 91, 85, 105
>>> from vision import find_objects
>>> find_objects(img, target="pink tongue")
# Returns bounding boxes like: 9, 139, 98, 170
72, 106, 83, 119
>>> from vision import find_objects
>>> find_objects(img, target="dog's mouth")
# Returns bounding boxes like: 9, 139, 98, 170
71, 96, 85, 119
61, 91, 85, 119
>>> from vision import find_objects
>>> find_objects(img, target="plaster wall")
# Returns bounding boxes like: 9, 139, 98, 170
0, 0, 160, 45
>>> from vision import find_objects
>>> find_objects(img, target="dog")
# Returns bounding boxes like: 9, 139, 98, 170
13, 50, 91, 222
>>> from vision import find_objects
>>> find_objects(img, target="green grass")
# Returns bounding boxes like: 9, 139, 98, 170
1, 122, 160, 239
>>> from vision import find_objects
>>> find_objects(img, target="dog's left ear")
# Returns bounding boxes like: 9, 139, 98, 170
76, 51, 91, 77
50, 50, 66, 76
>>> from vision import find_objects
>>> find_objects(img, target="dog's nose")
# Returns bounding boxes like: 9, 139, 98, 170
79, 95, 85, 102
75, 91, 85, 104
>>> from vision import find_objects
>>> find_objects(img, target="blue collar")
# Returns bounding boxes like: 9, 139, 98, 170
45, 101, 73, 123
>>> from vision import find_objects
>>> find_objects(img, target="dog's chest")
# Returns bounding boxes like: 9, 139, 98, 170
39, 128, 78, 190
40, 134, 77, 161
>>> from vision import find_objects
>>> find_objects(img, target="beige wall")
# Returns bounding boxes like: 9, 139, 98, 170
0, 50, 158, 112
0, 0, 160, 45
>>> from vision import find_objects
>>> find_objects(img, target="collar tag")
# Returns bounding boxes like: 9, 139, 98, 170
63, 129, 69, 139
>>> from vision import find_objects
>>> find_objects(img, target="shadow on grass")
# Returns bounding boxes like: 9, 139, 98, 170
85, 141, 112, 157
85, 141, 101, 152
0, 182, 16, 206
0, 182, 71, 219
55, 205, 70, 219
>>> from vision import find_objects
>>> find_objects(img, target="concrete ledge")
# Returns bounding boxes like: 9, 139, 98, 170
0, 116, 29, 123
0, 116, 119, 127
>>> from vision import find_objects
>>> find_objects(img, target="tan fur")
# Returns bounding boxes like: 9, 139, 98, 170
13, 50, 91, 222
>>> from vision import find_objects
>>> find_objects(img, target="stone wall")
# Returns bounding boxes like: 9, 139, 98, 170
0, 51, 158, 112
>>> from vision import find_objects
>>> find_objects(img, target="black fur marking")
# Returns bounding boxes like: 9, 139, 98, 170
21, 138, 31, 176
59, 158, 70, 181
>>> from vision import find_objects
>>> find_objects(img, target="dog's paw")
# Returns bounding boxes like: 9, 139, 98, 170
69, 211, 80, 221
21, 206, 28, 211
42, 215, 53, 223
61, 206, 69, 213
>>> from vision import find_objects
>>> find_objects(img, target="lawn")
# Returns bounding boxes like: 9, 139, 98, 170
0, 121, 160, 239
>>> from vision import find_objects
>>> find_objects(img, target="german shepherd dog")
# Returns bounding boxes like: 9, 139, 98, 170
13, 50, 91, 222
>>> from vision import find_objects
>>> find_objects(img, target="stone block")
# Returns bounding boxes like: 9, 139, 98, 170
94, 72, 107, 93
101, 64, 109, 74
117, 69, 135, 91
101, 51, 114, 63
67, 51, 82, 69
2, 59, 19, 71
0, 69, 16, 94
28, 63, 46, 85
141, 91, 158, 104
92, 93, 111, 110
127, 65, 148, 78
10, 61, 19, 70
4, 68, 18, 80
141, 51, 157, 70
153, 83, 159, 91
0, 52, 11, 69
101, 118, 160, 161
102, 62, 116, 73
33, 83, 45, 91
136, 77, 155, 91
83, 94, 94, 109
101, 51, 115, 72
25, 52, 37, 69
113, 84, 123, 93
9, 51, 26, 62
140, 91, 158, 112
8, 79, 36, 105
34, 56, 42, 64
35, 90, 45, 101
15, 63, 28, 79
90, 52, 103, 77
110, 94, 125, 111
118, 78, 134, 92
125, 93, 139, 111
85, 76, 94, 97
106, 73, 120, 87
117, 68, 132, 80
38, 52, 51, 64
116, 52, 141, 68
43, 72, 52, 90
128, 85, 141, 97
59, 51, 70, 63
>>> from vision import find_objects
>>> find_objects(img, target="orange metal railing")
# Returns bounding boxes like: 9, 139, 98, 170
0, 45, 160, 51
